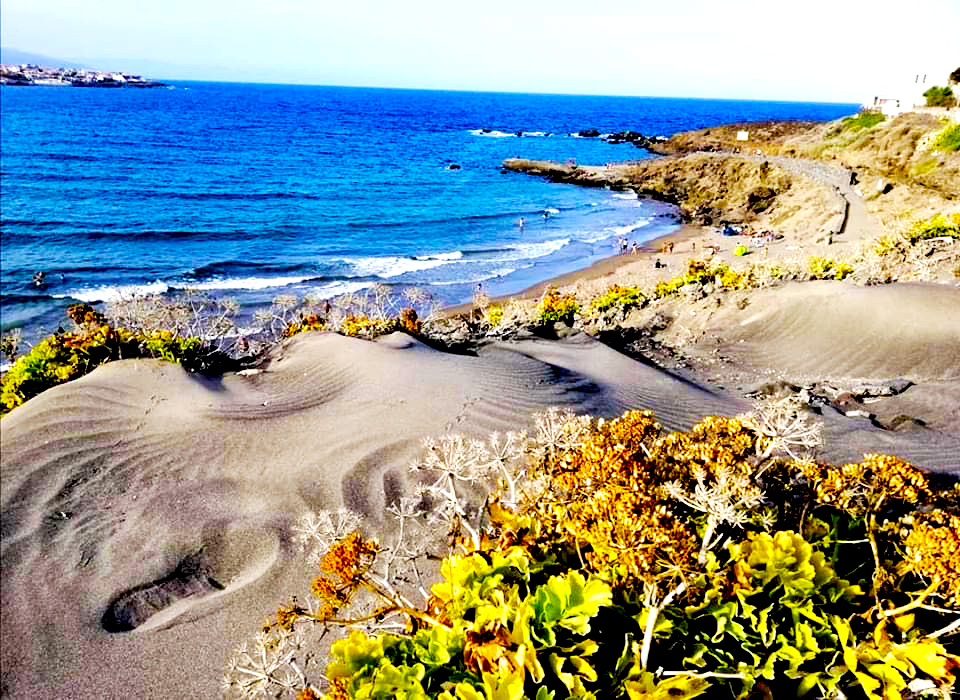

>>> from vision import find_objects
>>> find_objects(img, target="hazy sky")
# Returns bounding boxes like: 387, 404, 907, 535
2, 0, 957, 101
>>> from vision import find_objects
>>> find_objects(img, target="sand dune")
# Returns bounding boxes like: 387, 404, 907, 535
2, 327, 958, 698
686, 281, 960, 470
714, 282, 960, 383
0, 331, 741, 699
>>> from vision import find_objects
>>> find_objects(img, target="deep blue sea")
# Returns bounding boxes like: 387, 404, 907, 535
0, 83, 857, 343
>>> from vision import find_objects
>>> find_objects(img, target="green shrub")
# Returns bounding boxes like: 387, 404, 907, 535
718, 266, 743, 289
923, 86, 956, 108
653, 260, 734, 298
232, 410, 960, 699
934, 124, 960, 152
906, 213, 960, 243
654, 277, 687, 298
485, 305, 504, 327
537, 289, 580, 325
841, 111, 885, 131
591, 285, 645, 313
833, 262, 854, 280
0, 322, 203, 416
339, 315, 399, 339
807, 256, 854, 280
284, 314, 327, 338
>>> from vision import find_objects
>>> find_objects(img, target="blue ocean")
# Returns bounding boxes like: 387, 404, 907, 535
0, 83, 857, 343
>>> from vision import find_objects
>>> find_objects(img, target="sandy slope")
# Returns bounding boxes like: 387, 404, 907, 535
2, 312, 959, 697
0, 331, 740, 699
711, 282, 960, 383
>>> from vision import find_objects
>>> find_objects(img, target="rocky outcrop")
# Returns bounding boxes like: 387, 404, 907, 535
504, 155, 796, 225
503, 153, 848, 241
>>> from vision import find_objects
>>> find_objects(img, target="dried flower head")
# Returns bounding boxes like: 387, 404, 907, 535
742, 393, 822, 463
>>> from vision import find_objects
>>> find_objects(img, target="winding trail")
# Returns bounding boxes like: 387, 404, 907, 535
712, 152, 882, 241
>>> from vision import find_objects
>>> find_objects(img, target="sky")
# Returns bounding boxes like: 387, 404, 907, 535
1, 0, 957, 102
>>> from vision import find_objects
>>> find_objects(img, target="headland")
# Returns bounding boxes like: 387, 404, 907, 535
0, 63, 167, 87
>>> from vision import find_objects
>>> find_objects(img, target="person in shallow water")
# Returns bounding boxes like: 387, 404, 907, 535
32, 271, 46, 288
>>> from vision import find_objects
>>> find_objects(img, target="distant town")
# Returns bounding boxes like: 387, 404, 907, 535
0, 63, 167, 88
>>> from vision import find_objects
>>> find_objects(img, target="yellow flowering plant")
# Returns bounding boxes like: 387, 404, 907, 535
225, 408, 959, 699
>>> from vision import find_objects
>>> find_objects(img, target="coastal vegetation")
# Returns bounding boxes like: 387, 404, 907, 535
923, 86, 956, 108
3, 208, 955, 416
0, 304, 211, 415
906, 213, 960, 243
840, 111, 885, 132
536, 289, 580, 325
223, 406, 960, 700
933, 124, 960, 152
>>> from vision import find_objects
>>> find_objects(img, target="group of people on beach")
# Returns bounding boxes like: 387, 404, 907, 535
617, 238, 640, 256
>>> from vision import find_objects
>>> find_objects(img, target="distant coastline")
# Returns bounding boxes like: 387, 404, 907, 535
0, 63, 167, 88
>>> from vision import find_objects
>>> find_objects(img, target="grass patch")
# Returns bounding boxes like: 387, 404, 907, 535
841, 111, 885, 132
906, 213, 960, 243
912, 157, 938, 176
934, 123, 960, 152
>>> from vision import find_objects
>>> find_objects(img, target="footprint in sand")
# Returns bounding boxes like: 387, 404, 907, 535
101, 549, 224, 632
101, 527, 280, 633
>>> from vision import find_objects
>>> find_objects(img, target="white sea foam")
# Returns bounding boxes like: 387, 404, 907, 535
491, 238, 569, 262
178, 275, 314, 291
580, 231, 618, 244
544, 208, 560, 215
468, 129, 515, 138
611, 220, 651, 236
433, 268, 518, 286
414, 251, 463, 261
521, 131, 547, 137
337, 255, 458, 278
307, 280, 374, 299
54, 280, 170, 303
612, 192, 638, 200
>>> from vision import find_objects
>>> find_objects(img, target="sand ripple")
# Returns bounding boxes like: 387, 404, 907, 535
1, 329, 957, 697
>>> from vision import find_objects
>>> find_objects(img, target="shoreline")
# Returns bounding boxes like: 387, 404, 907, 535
442, 222, 706, 316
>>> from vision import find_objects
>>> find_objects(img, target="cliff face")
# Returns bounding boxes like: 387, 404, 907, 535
504, 154, 842, 243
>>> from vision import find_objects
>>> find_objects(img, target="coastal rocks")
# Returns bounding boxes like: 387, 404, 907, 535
746, 186, 777, 213
571, 129, 665, 150
604, 131, 665, 150
504, 154, 839, 238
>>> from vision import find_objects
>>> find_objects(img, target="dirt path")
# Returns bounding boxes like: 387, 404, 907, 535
731, 153, 881, 242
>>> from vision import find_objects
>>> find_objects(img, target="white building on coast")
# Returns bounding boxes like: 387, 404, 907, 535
867, 64, 957, 115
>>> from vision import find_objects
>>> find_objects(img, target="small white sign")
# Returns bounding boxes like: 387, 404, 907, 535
736, 130, 749, 141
